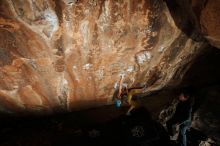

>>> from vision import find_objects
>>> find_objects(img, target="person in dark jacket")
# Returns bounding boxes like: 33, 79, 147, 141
166, 88, 194, 146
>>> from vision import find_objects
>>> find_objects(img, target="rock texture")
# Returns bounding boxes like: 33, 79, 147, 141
0, 0, 210, 114
166, 0, 220, 49
193, 0, 220, 48
192, 86, 220, 145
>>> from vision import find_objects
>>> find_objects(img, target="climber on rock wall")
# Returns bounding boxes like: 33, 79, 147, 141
114, 75, 147, 115
166, 87, 195, 146
114, 74, 128, 108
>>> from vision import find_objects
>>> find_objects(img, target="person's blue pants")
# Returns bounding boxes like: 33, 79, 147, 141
179, 120, 191, 146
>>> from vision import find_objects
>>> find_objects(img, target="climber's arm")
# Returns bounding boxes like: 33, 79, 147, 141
117, 75, 125, 99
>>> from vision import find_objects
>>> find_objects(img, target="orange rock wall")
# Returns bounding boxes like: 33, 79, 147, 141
0, 0, 210, 114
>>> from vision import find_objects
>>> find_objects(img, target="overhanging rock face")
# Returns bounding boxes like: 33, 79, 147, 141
192, 0, 220, 48
0, 0, 210, 114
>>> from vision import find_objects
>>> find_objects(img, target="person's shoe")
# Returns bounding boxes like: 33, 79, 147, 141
170, 134, 178, 141
170, 135, 176, 141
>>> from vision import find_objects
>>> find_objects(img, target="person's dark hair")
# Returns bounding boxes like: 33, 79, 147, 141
179, 87, 192, 98
175, 86, 195, 106
181, 87, 193, 98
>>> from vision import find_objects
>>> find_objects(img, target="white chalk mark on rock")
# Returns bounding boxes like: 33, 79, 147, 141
80, 20, 90, 46
72, 65, 77, 70
127, 65, 134, 73
136, 51, 152, 64
158, 46, 165, 52
83, 64, 92, 70
43, 9, 59, 37
96, 69, 104, 80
